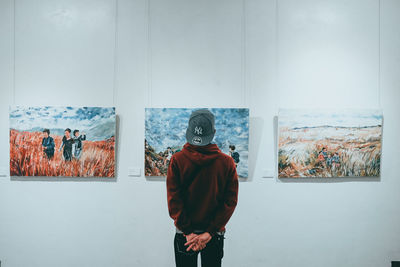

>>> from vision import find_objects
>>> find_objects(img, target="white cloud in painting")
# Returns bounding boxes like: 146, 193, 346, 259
279, 108, 382, 128
9, 106, 116, 141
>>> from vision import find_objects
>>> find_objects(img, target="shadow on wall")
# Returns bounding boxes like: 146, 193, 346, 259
273, 115, 382, 183
245, 116, 264, 182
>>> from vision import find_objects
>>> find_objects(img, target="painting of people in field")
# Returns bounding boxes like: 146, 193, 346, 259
278, 109, 383, 178
9, 106, 116, 177
145, 108, 249, 178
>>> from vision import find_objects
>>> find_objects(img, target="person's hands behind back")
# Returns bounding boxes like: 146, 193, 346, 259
184, 233, 205, 251
185, 233, 197, 244
185, 232, 212, 252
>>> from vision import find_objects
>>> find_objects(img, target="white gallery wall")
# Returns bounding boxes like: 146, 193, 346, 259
0, 0, 399, 266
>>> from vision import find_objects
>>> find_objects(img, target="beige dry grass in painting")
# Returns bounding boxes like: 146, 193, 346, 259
278, 109, 382, 178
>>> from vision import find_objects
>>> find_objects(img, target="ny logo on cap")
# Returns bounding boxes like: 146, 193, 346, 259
194, 126, 203, 135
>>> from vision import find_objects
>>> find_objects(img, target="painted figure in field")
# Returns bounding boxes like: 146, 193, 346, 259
42, 129, 55, 159
72, 129, 86, 160
229, 145, 240, 168
326, 153, 333, 168
316, 148, 341, 172
332, 152, 341, 170
163, 147, 174, 165
59, 128, 74, 161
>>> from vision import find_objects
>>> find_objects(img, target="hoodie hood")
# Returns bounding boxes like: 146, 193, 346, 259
181, 143, 221, 166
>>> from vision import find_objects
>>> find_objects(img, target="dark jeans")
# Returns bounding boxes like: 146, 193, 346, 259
174, 233, 224, 267
44, 149, 54, 159
63, 149, 72, 161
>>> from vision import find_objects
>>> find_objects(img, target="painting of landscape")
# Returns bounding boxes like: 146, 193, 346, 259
10, 106, 116, 177
278, 109, 382, 178
145, 108, 249, 178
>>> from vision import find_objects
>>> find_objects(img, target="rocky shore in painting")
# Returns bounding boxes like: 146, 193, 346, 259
145, 139, 181, 176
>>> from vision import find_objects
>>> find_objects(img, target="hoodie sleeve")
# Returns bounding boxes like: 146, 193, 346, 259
206, 158, 239, 235
166, 156, 193, 235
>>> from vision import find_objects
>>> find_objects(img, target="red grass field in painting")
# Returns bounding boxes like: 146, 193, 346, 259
10, 129, 115, 177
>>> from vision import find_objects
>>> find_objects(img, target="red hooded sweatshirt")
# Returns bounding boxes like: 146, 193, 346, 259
167, 143, 238, 235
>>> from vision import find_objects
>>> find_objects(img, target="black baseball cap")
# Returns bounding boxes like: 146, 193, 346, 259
186, 109, 216, 146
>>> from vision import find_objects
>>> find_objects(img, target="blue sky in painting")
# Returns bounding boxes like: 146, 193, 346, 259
9, 106, 115, 141
145, 108, 249, 177
279, 109, 383, 128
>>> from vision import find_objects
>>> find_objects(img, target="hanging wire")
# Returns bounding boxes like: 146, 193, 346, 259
378, 0, 381, 108
13, 0, 16, 105
112, 0, 119, 107
146, 0, 152, 107
241, 0, 247, 107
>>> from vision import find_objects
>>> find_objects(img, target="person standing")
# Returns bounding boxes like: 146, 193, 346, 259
167, 109, 239, 267
228, 145, 240, 168
41, 129, 55, 159
322, 147, 328, 160
72, 129, 86, 160
59, 128, 74, 161
164, 147, 174, 166
332, 152, 340, 169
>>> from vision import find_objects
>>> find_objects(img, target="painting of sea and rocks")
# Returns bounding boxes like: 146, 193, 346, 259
145, 108, 249, 178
